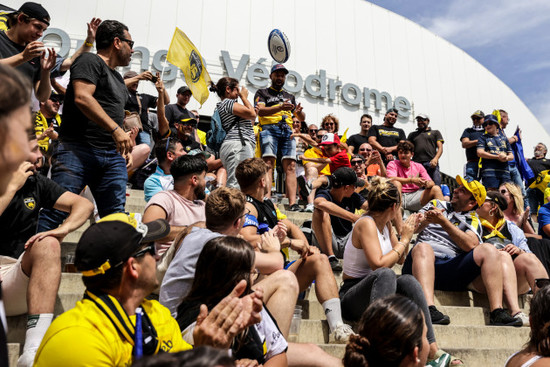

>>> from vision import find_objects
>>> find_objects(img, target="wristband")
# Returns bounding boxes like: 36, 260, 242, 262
110, 126, 119, 134
85, 42, 94, 47
392, 248, 402, 258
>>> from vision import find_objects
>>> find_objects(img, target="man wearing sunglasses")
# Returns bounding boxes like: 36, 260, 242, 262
476, 114, 513, 189
38, 20, 135, 234
35, 213, 263, 366
460, 110, 485, 181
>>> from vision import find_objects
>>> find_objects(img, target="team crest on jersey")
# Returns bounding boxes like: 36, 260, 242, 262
189, 50, 202, 83
24, 197, 36, 210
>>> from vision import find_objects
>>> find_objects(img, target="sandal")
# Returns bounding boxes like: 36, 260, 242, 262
428, 349, 465, 367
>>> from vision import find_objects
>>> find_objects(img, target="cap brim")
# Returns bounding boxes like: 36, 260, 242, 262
455, 175, 485, 206
143, 219, 170, 243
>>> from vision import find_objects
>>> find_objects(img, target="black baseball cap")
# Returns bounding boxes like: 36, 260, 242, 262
331, 167, 361, 187
177, 86, 191, 95
17, 2, 50, 26
75, 213, 170, 277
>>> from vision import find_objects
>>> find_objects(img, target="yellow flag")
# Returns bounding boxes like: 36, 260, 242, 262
492, 109, 501, 124
166, 27, 211, 106
340, 128, 349, 144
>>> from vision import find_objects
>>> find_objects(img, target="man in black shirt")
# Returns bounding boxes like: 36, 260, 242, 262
0, 136, 93, 366
312, 167, 368, 271
367, 108, 406, 165
347, 114, 372, 154
460, 110, 485, 181
123, 70, 169, 148
38, 20, 134, 232
407, 114, 445, 185
527, 143, 550, 218
164, 85, 196, 136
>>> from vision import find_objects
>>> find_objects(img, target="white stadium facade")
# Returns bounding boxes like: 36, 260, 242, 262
8, 0, 549, 177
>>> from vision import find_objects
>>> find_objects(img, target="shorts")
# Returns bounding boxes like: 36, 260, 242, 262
402, 190, 424, 212
481, 170, 511, 189
312, 230, 351, 259
259, 124, 296, 161
402, 248, 481, 292
1, 255, 29, 316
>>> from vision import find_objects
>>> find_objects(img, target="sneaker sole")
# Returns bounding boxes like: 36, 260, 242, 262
431, 316, 451, 325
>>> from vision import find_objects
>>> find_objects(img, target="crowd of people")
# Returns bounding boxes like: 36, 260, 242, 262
2, 3, 550, 366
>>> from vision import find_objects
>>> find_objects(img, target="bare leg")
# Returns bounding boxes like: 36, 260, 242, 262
288, 253, 338, 302
283, 159, 297, 206
470, 243, 504, 311
312, 208, 334, 257
129, 144, 151, 174
420, 185, 444, 206
391, 179, 403, 235
498, 251, 521, 315
263, 157, 276, 198
254, 270, 299, 338
216, 167, 227, 187
410, 243, 436, 306
514, 253, 549, 294
286, 342, 341, 367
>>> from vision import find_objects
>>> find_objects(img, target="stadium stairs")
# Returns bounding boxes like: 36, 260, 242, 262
6, 189, 530, 366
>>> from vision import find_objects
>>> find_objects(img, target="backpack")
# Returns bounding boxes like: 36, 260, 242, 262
206, 108, 225, 152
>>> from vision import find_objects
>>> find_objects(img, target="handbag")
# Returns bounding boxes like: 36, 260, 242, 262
123, 93, 144, 131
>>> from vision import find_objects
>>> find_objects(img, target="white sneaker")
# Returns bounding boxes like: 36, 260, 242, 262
304, 203, 314, 213
328, 323, 355, 344
17, 348, 37, 367
513, 311, 529, 326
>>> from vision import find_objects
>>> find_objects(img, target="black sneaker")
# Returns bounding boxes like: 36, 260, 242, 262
288, 204, 302, 212
490, 308, 523, 327
297, 176, 311, 200
429, 305, 450, 325
329, 256, 342, 272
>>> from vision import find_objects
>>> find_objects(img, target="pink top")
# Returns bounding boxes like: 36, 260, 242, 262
386, 160, 431, 193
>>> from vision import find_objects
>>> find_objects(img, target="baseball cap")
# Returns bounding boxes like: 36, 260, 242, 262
331, 167, 361, 188
270, 64, 288, 75
177, 86, 191, 95
416, 114, 429, 120
471, 110, 484, 118
483, 114, 499, 126
320, 133, 341, 146
123, 70, 139, 79
485, 191, 508, 211
75, 213, 170, 277
48, 92, 62, 103
456, 175, 486, 207
351, 154, 365, 162
18, 2, 50, 26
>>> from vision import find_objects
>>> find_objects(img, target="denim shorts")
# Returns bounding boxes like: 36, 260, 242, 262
481, 169, 511, 189
259, 123, 296, 161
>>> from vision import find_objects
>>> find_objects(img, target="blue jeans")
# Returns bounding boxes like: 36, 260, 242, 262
528, 187, 544, 213
38, 142, 128, 232
259, 124, 296, 160
421, 162, 441, 186
464, 161, 480, 182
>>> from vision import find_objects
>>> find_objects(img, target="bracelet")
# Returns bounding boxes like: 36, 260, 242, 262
289, 239, 292, 248
397, 241, 407, 250
110, 126, 119, 134
392, 248, 402, 258
85, 42, 94, 47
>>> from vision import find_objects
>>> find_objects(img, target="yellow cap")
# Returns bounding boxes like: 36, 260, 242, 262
456, 175, 486, 207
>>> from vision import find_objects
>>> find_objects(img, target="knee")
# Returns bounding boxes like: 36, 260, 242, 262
431, 186, 442, 195
475, 243, 499, 259
375, 267, 396, 281
392, 179, 402, 191
285, 160, 296, 172
272, 269, 300, 294
412, 242, 435, 260
310, 253, 330, 270
34, 236, 61, 257
398, 274, 422, 290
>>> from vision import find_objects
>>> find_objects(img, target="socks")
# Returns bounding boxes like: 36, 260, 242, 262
322, 298, 343, 333
23, 314, 53, 352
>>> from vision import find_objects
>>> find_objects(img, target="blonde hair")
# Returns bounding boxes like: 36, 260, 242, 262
321, 114, 340, 133
502, 182, 524, 215
367, 177, 400, 212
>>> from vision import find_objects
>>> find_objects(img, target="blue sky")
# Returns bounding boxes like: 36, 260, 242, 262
368, 0, 550, 133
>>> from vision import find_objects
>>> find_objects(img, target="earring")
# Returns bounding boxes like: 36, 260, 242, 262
416, 358, 421, 363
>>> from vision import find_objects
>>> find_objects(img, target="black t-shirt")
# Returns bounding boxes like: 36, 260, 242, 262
367, 124, 406, 163
460, 127, 485, 161
254, 87, 296, 126
0, 174, 66, 258
179, 135, 202, 153
407, 128, 444, 163
347, 134, 370, 153
315, 189, 365, 237
527, 158, 550, 186
164, 104, 195, 136
0, 31, 40, 82
60, 53, 127, 150
125, 92, 157, 131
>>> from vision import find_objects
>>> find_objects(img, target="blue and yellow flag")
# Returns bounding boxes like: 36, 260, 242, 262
166, 27, 211, 106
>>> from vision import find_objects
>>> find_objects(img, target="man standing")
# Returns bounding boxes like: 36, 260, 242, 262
367, 108, 406, 165
460, 110, 485, 181
38, 20, 134, 231
0, 136, 93, 366
123, 70, 169, 148
255, 64, 305, 212
347, 114, 372, 154
498, 109, 526, 199
527, 143, 550, 217
164, 85, 195, 136
407, 114, 444, 185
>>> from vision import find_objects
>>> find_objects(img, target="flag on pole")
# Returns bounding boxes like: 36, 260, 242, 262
166, 27, 211, 106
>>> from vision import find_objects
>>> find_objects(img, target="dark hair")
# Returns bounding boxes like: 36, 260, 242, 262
131, 346, 235, 367
343, 295, 424, 367
95, 20, 129, 51
396, 140, 414, 154
360, 114, 372, 123
528, 285, 550, 356
236, 158, 268, 191
170, 155, 208, 181
154, 138, 179, 165
386, 108, 398, 115
0, 64, 31, 147
183, 236, 255, 309
205, 187, 246, 232
367, 177, 400, 213
209, 77, 239, 99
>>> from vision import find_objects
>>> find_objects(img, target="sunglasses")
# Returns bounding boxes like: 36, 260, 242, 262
165, 137, 172, 153
118, 37, 134, 49
359, 148, 372, 152
132, 243, 157, 258
316, 135, 326, 139
309, 129, 318, 133
472, 117, 482, 121
535, 278, 550, 289
324, 123, 335, 126
351, 160, 363, 165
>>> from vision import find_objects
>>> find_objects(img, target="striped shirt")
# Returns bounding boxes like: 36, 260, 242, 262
415, 200, 482, 259
216, 99, 255, 144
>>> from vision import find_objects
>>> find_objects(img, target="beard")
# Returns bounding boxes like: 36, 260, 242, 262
194, 182, 206, 201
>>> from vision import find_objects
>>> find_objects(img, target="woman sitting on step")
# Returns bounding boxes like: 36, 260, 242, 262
505, 280, 550, 367
343, 294, 430, 367
476, 191, 549, 326
339, 177, 462, 366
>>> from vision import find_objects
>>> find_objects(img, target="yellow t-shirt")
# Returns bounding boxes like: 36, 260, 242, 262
303, 147, 331, 176
34, 298, 191, 366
